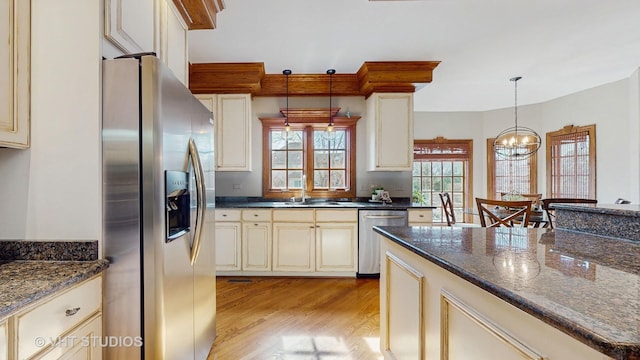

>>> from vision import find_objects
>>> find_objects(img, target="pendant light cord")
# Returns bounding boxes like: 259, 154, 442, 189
511, 76, 521, 140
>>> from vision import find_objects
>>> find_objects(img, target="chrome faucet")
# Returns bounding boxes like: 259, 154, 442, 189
301, 174, 307, 203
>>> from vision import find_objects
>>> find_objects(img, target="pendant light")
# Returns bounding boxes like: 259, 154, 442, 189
326, 69, 335, 132
283, 69, 292, 131
493, 76, 541, 160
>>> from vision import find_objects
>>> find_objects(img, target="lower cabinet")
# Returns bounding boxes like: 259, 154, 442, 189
242, 209, 272, 271
4, 275, 103, 360
214, 209, 242, 271
380, 238, 612, 360
215, 208, 358, 276
272, 210, 315, 272
315, 210, 358, 272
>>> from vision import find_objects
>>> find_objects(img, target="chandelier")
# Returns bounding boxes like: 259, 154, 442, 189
493, 76, 541, 160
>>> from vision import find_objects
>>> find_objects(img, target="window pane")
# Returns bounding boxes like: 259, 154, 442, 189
272, 170, 286, 189
443, 162, 452, 176
288, 131, 304, 149
271, 131, 288, 150
422, 177, 432, 191
330, 170, 346, 188
330, 150, 345, 168
432, 177, 442, 192
288, 171, 303, 189
453, 177, 463, 191
314, 170, 329, 188
332, 131, 346, 148
442, 176, 452, 192
288, 150, 303, 168
453, 162, 463, 176
314, 132, 329, 149
272, 150, 286, 169
314, 151, 329, 168
413, 162, 421, 176
422, 162, 431, 176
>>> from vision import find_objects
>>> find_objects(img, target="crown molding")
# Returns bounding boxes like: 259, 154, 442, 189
171, 0, 225, 30
189, 61, 440, 98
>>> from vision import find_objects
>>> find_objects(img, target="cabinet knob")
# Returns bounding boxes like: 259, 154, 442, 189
222, 214, 227, 217
419, 214, 424, 218
65, 307, 81, 316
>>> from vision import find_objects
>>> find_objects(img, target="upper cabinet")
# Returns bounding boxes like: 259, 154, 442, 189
196, 94, 252, 172
104, 0, 155, 54
366, 93, 414, 171
1, 0, 30, 148
105, 0, 189, 86
158, 1, 189, 85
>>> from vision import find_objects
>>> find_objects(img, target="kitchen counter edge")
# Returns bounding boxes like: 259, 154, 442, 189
0, 259, 110, 319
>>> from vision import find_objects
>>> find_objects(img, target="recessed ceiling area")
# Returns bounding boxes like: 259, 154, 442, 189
187, 0, 640, 112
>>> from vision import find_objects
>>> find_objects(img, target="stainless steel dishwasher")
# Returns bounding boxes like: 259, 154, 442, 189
358, 209, 408, 277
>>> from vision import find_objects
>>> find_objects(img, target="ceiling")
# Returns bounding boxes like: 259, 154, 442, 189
187, 0, 640, 112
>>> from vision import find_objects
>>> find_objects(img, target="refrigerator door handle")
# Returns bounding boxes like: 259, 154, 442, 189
188, 137, 207, 266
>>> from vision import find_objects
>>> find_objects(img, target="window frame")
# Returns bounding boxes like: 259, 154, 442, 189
413, 138, 474, 223
260, 118, 358, 200
486, 138, 538, 199
545, 124, 596, 199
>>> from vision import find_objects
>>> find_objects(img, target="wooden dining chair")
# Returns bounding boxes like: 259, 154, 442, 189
541, 198, 598, 229
439, 192, 479, 227
475, 198, 533, 227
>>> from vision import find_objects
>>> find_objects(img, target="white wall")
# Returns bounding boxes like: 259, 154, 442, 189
0, 0, 102, 240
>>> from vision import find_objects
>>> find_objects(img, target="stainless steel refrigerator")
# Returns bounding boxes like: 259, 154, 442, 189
102, 54, 216, 359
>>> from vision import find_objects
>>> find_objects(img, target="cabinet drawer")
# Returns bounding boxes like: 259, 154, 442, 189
215, 209, 242, 221
272, 209, 315, 222
315, 209, 358, 222
408, 209, 433, 223
17, 276, 102, 359
242, 209, 272, 222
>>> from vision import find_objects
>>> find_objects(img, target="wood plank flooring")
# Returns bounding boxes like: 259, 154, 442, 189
207, 276, 382, 360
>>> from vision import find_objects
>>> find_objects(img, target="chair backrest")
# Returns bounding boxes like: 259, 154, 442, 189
439, 192, 457, 225
541, 198, 598, 229
475, 198, 533, 227
500, 192, 542, 206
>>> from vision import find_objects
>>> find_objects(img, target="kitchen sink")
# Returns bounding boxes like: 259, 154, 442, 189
270, 201, 363, 208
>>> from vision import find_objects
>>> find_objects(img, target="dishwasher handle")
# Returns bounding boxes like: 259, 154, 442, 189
364, 215, 407, 219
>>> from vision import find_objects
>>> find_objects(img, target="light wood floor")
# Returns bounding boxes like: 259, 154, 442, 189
207, 276, 382, 360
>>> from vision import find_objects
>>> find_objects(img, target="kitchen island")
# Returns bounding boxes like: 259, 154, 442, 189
375, 226, 639, 359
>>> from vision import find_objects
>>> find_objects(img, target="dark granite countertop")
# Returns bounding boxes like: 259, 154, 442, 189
216, 197, 436, 210
554, 203, 640, 218
374, 226, 640, 359
0, 259, 109, 318
0, 240, 109, 319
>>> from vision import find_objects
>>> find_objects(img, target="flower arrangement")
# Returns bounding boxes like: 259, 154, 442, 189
370, 185, 385, 195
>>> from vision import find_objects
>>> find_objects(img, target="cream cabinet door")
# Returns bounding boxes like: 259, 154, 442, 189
215, 221, 242, 271
216, 94, 252, 171
242, 222, 272, 271
315, 222, 358, 272
0, 0, 30, 148
105, 0, 155, 53
158, 0, 188, 85
0, 318, 7, 360
367, 93, 414, 171
37, 314, 102, 360
272, 222, 315, 272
